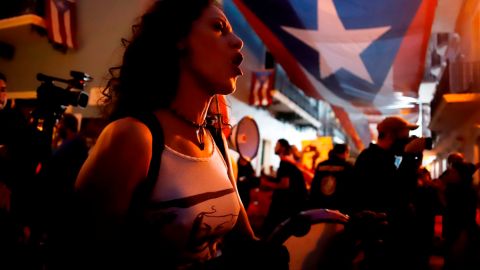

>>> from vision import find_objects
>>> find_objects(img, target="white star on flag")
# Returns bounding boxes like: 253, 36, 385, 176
282, 0, 390, 84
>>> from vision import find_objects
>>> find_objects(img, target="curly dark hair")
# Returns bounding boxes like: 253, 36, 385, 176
103, 0, 217, 121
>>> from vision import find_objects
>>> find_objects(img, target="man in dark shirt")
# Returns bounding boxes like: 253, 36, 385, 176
39, 113, 89, 227
261, 139, 307, 238
0, 72, 48, 269
236, 156, 257, 209
440, 153, 480, 270
309, 143, 354, 213
353, 116, 429, 270
354, 116, 427, 213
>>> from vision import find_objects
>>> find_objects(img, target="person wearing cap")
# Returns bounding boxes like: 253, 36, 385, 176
352, 116, 429, 270
309, 143, 354, 213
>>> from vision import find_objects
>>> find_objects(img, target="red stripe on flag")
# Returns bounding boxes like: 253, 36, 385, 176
249, 72, 260, 106
58, 7, 67, 47
249, 70, 274, 107
233, 0, 321, 101
331, 106, 365, 150
45, 0, 78, 49
393, 0, 437, 93
234, 0, 365, 150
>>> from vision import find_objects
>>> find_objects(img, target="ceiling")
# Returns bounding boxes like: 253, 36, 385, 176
429, 93, 480, 133
0, 14, 46, 44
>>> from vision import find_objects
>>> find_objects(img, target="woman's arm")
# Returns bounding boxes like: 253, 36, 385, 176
260, 176, 290, 190
74, 117, 152, 232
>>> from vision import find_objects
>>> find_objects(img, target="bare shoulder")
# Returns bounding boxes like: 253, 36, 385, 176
75, 117, 153, 215
88, 117, 153, 162
101, 117, 152, 146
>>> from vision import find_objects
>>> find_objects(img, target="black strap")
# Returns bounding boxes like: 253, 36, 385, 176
122, 114, 232, 269
207, 124, 228, 165
129, 113, 164, 214
128, 115, 227, 214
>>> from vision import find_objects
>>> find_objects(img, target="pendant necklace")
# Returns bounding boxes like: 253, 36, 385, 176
167, 108, 207, 150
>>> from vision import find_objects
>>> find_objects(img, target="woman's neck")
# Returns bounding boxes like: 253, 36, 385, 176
170, 82, 212, 125
163, 80, 214, 152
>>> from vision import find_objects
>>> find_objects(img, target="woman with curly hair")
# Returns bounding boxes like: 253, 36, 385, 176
67, 1, 261, 269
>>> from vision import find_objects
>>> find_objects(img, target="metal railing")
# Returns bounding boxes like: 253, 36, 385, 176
274, 66, 320, 120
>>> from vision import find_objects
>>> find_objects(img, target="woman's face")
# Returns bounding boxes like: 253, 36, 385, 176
181, 4, 244, 95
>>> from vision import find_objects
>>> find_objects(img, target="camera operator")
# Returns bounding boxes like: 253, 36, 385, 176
352, 116, 430, 270
0, 71, 90, 269
0, 72, 50, 269
0, 71, 45, 220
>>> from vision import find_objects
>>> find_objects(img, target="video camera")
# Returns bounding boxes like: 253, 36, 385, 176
32, 71, 92, 143
36, 71, 92, 110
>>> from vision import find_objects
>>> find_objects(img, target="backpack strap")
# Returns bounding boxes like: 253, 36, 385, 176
207, 124, 228, 166
128, 113, 164, 214
129, 116, 227, 213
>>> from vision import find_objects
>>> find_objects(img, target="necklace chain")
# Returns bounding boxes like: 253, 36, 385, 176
167, 108, 207, 129
167, 108, 207, 150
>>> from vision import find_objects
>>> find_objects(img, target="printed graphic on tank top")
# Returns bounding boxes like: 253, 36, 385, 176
144, 137, 240, 265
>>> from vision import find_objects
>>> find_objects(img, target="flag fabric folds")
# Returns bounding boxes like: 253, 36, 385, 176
232, 0, 437, 150
249, 69, 275, 107
45, 0, 78, 49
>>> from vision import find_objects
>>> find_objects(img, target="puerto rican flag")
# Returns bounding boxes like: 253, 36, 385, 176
249, 69, 275, 107
231, 0, 436, 149
45, 0, 78, 49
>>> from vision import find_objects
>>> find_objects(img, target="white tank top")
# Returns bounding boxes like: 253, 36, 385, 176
145, 138, 240, 266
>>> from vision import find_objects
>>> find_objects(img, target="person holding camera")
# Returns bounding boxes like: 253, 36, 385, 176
0, 72, 48, 269
352, 116, 429, 270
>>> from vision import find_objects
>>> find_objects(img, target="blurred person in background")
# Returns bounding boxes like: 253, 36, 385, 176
309, 143, 354, 213
0, 72, 46, 269
261, 138, 307, 238
38, 113, 89, 258
236, 156, 258, 210
413, 166, 440, 269
353, 116, 429, 270
439, 152, 480, 270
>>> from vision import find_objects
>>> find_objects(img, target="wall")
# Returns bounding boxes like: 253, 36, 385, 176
1, 0, 152, 92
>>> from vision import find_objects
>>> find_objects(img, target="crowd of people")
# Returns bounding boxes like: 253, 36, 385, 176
2, 71, 480, 270
236, 117, 480, 270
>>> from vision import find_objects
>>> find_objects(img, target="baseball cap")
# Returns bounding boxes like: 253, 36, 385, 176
377, 116, 418, 133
